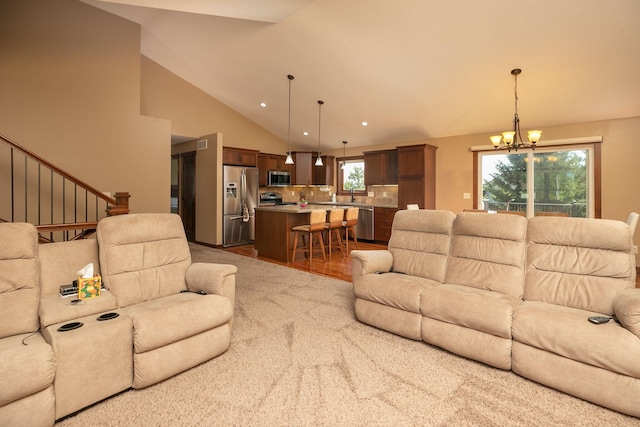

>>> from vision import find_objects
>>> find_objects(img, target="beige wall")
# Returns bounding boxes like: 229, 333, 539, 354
140, 56, 287, 153
0, 0, 171, 214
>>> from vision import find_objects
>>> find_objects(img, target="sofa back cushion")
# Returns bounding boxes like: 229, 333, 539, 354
445, 212, 528, 298
0, 222, 40, 337
97, 213, 191, 308
38, 239, 100, 297
525, 216, 635, 314
388, 209, 456, 282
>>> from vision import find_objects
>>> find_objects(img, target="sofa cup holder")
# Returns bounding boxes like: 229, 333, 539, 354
97, 312, 119, 321
57, 322, 83, 332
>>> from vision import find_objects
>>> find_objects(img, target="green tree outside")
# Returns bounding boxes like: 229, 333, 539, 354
482, 149, 587, 216
344, 166, 364, 191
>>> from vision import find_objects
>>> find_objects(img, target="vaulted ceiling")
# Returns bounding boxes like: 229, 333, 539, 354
84, 0, 640, 150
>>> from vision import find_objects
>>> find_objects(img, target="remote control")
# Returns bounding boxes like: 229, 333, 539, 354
588, 316, 612, 324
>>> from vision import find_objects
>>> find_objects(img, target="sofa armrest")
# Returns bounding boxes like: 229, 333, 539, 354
186, 262, 237, 300
350, 250, 394, 283
613, 288, 640, 338
39, 293, 118, 329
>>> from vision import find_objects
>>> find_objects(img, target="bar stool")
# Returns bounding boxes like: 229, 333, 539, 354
342, 207, 359, 253
291, 209, 326, 262
324, 208, 345, 259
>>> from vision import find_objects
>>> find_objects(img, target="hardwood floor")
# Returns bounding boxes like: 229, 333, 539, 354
222, 240, 387, 282
224, 241, 640, 287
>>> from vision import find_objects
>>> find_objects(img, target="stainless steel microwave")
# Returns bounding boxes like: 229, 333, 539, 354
267, 170, 291, 187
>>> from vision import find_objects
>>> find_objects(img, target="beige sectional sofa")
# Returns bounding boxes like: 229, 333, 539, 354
352, 210, 640, 417
0, 213, 236, 426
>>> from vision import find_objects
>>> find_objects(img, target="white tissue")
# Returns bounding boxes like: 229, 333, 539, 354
76, 263, 94, 278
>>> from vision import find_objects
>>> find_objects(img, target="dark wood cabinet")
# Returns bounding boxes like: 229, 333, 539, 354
291, 151, 332, 186
223, 147, 258, 167
313, 155, 335, 186
258, 153, 289, 186
364, 149, 398, 185
397, 144, 437, 210
374, 207, 397, 242
291, 152, 313, 185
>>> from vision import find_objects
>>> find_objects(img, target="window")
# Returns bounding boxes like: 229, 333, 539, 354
337, 157, 366, 194
477, 145, 599, 217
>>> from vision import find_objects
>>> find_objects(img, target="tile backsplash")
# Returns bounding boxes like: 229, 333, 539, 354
262, 185, 398, 207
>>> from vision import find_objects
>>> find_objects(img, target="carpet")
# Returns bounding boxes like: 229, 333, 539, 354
55, 244, 639, 426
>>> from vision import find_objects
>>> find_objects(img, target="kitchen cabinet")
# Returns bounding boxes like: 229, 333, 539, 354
397, 144, 437, 210
364, 149, 398, 185
313, 155, 335, 186
291, 152, 313, 185
374, 207, 398, 242
258, 153, 289, 186
223, 147, 258, 167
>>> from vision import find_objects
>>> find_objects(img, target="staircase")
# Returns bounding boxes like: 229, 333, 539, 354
1, 133, 129, 242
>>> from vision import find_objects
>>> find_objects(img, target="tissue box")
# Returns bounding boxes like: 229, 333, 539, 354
78, 275, 101, 299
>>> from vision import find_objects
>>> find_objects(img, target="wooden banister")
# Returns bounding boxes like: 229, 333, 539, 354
1, 133, 130, 241
1, 133, 121, 207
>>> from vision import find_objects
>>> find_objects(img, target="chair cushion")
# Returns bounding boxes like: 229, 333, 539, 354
354, 273, 439, 314
97, 213, 192, 308
122, 293, 232, 353
0, 223, 40, 338
421, 284, 521, 339
388, 210, 456, 282
513, 300, 640, 378
0, 334, 55, 407
525, 217, 635, 314
445, 212, 527, 298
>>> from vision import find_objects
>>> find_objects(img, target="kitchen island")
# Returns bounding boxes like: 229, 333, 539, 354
255, 204, 352, 263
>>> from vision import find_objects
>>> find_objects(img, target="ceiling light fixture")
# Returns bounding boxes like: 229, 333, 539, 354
285, 74, 295, 165
490, 68, 542, 152
315, 100, 324, 166
341, 140, 347, 169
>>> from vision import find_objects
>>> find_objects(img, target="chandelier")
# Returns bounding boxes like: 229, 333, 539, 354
489, 68, 541, 152
285, 74, 295, 165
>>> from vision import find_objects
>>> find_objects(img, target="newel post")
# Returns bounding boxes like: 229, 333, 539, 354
107, 192, 131, 216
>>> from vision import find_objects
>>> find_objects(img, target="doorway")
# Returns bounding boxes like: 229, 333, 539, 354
171, 152, 196, 241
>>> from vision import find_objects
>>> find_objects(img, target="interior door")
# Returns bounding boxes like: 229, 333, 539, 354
181, 151, 196, 242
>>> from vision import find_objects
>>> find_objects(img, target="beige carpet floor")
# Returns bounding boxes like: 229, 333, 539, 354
56, 244, 639, 426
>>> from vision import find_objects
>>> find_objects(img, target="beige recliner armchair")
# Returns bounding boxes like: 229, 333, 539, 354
97, 213, 237, 388
0, 223, 55, 427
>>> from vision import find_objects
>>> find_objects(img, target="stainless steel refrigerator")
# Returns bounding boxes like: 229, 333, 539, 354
223, 165, 259, 247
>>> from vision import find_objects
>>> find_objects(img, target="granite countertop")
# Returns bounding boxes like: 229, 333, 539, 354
255, 202, 397, 213
312, 201, 398, 209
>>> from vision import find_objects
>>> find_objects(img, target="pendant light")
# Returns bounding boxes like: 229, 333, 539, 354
315, 100, 324, 166
341, 140, 347, 169
285, 74, 295, 165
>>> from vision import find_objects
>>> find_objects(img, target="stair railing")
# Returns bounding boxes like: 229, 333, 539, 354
1, 133, 129, 242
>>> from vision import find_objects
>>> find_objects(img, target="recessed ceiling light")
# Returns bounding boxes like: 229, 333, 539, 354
259, 102, 267, 108
361, 121, 368, 126
302, 131, 309, 136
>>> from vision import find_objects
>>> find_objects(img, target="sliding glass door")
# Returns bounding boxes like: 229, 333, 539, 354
479, 146, 593, 217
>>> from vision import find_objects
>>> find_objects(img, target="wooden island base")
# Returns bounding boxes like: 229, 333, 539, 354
254, 207, 311, 263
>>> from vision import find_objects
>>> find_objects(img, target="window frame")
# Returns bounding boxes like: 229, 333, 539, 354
473, 142, 601, 218
337, 155, 367, 195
